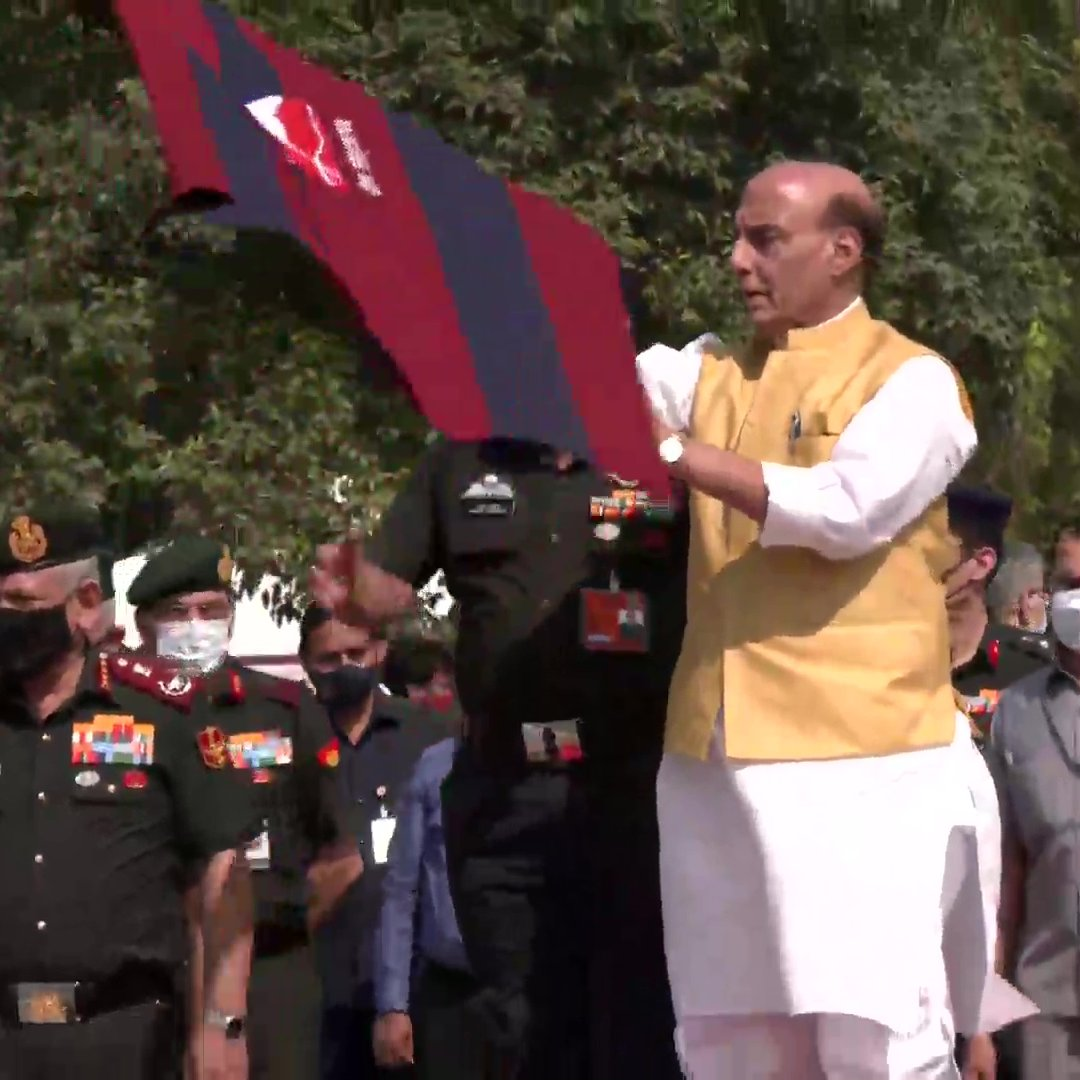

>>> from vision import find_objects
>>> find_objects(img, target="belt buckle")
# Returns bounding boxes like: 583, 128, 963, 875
16, 982, 78, 1024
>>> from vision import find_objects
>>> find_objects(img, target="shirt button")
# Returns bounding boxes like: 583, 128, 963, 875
107, 784, 117, 794
36, 792, 46, 803
36, 920, 45, 931
41, 733, 50, 742
33, 855, 43, 865
551, 532, 560, 543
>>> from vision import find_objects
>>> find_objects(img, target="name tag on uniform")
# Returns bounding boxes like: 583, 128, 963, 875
579, 589, 650, 653
371, 815, 396, 865
244, 818, 271, 871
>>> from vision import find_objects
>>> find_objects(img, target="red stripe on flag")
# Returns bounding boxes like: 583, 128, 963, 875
511, 189, 668, 494
227, 20, 494, 436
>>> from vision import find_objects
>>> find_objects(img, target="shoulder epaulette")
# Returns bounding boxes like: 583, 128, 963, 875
262, 677, 302, 709
202, 666, 246, 706
105, 654, 197, 711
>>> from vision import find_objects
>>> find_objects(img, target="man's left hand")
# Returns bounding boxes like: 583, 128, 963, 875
961, 1033, 996, 1080
188, 1024, 248, 1080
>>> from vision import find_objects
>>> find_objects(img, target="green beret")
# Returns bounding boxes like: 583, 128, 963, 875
127, 536, 235, 610
0, 505, 107, 577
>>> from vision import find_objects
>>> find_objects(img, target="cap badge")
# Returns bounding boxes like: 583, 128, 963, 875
9, 516, 46, 564
217, 546, 234, 585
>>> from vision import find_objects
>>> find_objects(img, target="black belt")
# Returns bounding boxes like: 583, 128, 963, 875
1, 965, 175, 1026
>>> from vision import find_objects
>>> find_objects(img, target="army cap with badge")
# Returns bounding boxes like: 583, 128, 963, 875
0, 505, 111, 680
128, 536, 237, 675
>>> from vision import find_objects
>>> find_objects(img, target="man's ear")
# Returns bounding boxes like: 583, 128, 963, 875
829, 226, 863, 280
74, 579, 103, 611
971, 546, 997, 584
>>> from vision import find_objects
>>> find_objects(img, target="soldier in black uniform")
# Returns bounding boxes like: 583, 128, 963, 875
297, 605, 445, 1080
312, 438, 685, 1080
947, 486, 1052, 736
0, 507, 257, 1080
127, 536, 357, 1080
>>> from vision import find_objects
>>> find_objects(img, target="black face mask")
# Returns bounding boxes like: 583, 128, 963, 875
0, 604, 76, 683
310, 664, 378, 714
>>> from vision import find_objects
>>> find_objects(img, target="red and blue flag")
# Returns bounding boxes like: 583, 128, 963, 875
114, 0, 667, 492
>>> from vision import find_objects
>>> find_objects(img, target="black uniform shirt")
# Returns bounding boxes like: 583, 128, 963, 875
0, 652, 258, 984
954, 623, 1053, 704
314, 692, 446, 1008
203, 661, 348, 930
367, 439, 688, 740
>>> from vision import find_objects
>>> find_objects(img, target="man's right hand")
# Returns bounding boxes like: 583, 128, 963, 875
373, 1011, 414, 1067
310, 538, 414, 625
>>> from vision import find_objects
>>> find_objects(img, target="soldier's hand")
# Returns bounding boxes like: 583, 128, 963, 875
961, 1032, 996, 1080
373, 1011, 414, 1067
310, 538, 414, 625
188, 1023, 247, 1080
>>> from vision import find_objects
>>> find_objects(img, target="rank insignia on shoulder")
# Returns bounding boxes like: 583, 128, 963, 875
107, 655, 197, 710
317, 738, 340, 768
197, 726, 229, 769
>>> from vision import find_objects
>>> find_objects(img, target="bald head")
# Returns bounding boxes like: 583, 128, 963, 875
731, 160, 884, 341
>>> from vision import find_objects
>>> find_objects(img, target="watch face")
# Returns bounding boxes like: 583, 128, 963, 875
659, 436, 684, 464
225, 1017, 245, 1039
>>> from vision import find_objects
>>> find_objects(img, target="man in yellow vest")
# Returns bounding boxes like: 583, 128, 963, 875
636, 161, 992, 1077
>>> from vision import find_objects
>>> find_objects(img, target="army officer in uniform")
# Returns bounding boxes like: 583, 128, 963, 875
0, 507, 257, 1080
952, 524, 1052, 734
128, 536, 358, 1080
312, 438, 686, 1080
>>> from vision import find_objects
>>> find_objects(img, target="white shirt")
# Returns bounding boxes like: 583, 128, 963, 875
635, 299, 977, 558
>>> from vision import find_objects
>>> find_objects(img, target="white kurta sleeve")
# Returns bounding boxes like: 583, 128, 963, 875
759, 355, 977, 559
635, 334, 720, 431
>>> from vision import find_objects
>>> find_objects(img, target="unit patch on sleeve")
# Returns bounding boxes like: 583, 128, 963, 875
72, 715, 155, 765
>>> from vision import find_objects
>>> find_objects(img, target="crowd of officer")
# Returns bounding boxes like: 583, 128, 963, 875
0, 466, 1066, 1080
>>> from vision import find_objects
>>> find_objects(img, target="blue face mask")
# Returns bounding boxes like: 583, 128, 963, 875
310, 664, 378, 713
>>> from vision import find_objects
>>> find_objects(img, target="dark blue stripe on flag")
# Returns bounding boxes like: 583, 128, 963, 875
192, 3, 298, 237
386, 113, 590, 457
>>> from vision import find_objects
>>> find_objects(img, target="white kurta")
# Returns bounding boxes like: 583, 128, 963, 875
636, 305, 1023, 1041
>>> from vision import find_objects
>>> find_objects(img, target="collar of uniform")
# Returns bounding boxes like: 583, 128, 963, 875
776, 297, 869, 353
480, 438, 589, 474
329, 691, 402, 746
4, 651, 114, 728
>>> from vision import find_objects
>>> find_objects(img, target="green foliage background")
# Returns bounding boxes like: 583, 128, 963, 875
2, 0, 1079, 611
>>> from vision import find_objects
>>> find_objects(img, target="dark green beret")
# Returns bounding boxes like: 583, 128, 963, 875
0, 505, 107, 577
127, 536, 235, 610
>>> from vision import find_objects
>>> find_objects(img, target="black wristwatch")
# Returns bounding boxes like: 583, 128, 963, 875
205, 1009, 247, 1039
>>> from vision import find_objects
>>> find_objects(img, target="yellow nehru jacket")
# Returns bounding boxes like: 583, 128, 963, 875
666, 302, 973, 762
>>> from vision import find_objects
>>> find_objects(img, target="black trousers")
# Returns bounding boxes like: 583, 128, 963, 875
0, 1001, 178, 1080
249, 943, 322, 1080
441, 740, 681, 1080
413, 962, 491, 1080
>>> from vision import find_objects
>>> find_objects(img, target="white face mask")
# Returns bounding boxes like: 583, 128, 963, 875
1050, 590, 1080, 651
156, 619, 231, 674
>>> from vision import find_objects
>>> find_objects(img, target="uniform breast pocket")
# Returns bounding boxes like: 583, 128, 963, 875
444, 512, 529, 559
70, 764, 153, 820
